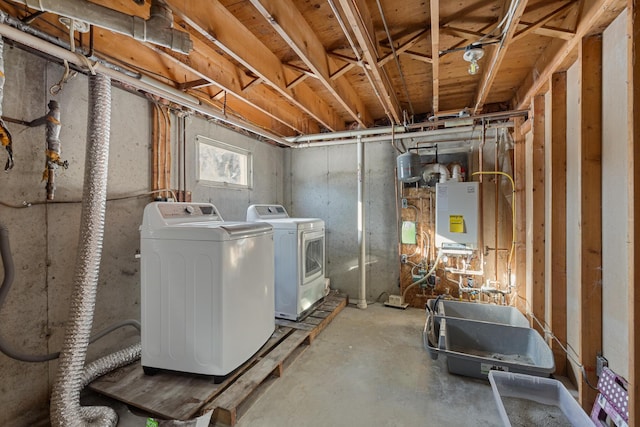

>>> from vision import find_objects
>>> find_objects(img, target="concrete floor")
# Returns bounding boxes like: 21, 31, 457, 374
83, 303, 506, 426
235, 303, 502, 427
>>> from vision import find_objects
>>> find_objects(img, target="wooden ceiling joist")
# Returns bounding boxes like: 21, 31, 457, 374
514, 0, 626, 109
513, 1, 577, 43
150, 35, 319, 135
177, 79, 210, 90
337, 0, 402, 124
378, 28, 429, 67
250, 0, 372, 127
473, 0, 529, 114
167, 0, 345, 132
430, 0, 440, 114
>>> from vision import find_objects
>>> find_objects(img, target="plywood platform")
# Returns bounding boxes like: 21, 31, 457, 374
89, 292, 348, 425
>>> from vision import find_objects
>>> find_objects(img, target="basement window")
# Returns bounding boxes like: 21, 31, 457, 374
196, 136, 253, 189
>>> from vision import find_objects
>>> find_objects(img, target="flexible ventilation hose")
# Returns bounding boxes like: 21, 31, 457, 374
49, 73, 122, 427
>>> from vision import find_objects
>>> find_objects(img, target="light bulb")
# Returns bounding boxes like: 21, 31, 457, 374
468, 60, 480, 75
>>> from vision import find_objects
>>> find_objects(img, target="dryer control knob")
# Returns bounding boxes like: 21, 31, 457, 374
185, 205, 195, 214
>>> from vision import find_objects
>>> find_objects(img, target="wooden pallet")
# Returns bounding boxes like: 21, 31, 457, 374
89, 292, 347, 425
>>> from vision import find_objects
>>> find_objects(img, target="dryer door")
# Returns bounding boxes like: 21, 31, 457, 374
302, 229, 324, 284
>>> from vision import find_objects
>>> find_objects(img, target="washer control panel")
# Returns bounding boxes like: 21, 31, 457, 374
157, 203, 221, 220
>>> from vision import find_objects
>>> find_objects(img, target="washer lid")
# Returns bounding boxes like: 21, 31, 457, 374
142, 221, 273, 241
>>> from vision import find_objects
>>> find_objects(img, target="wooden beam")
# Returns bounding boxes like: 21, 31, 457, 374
549, 72, 568, 376
527, 95, 545, 336
397, 50, 433, 64
430, 0, 439, 114
513, 116, 527, 314
337, 0, 402, 123
378, 28, 429, 67
441, 26, 496, 41
473, 0, 529, 114
150, 39, 318, 135
330, 63, 355, 80
628, 2, 640, 424
177, 78, 211, 90
578, 35, 603, 411
513, 1, 577, 42
514, 0, 626, 109
531, 24, 576, 40
167, 0, 345, 131
251, 0, 372, 127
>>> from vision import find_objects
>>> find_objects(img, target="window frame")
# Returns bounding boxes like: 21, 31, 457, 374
195, 135, 253, 190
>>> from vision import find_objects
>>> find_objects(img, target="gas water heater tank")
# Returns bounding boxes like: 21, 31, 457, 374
397, 152, 421, 183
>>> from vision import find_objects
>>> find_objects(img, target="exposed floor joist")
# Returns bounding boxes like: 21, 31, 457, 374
167, 0, 345, 132
249, 0, 371, 127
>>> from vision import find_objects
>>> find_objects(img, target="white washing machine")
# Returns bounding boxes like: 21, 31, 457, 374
140, 202, 274, 380
247, 204, 327, 321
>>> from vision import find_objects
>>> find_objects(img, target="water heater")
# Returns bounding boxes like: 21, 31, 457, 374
435, 181, 479, 251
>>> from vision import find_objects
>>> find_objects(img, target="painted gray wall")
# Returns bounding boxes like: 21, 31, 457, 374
284, 141, 399, 302
601, 9, 629, 378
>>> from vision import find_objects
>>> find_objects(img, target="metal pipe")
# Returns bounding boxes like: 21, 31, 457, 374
357, 135, 367, 309
50, 73, 117, 426
287, 124, 406, 143
14, 0, 192, 54
291, 123, 511, 147
28, 100, 68, 200
0, 19, 294, 148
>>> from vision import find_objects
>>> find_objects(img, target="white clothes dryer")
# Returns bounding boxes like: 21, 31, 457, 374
140, 202, 274, 381
247, 204, 327, 321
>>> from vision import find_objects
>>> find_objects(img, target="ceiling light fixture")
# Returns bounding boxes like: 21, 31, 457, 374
463, 46, 484, 75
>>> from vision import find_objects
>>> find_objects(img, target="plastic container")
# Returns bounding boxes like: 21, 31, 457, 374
424, 316, 555, 379
489, 370, 595, 427
428, 299, 530, 328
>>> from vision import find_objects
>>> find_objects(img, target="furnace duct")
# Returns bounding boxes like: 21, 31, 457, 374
49, 73, 138, 427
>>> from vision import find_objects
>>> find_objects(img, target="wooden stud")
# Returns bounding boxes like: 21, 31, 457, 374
378, 29, 429, 67
527, 95, 545, 336
513, 116, 527, 314
578, 35, 603, 411
549, 72, 568, 376
628, 2, 640, 424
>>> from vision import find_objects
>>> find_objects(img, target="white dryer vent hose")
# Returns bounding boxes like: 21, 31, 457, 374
50, 73, 140, 427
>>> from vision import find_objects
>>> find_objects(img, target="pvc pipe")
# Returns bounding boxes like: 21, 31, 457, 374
421, 163, 450, 183
0, 19, 295, 148
357, 136, 367, 309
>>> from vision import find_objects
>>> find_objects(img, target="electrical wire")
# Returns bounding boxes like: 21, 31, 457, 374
527, 308, 599, 391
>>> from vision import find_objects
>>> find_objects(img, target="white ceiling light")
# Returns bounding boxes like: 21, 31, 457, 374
463, 46, 484, 75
